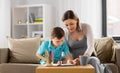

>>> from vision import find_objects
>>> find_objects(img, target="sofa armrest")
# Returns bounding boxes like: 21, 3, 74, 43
115, 44, 120, 67
0, 48, 9, 63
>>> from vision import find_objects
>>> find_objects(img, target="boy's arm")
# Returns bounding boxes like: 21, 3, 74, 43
66, 53, 72, 60
62, 42, 74, 64
36, 53, 48, 61
36, 41, 48, 61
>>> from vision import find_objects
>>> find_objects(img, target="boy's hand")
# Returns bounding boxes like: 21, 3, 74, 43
57, 61, 62, 65
43, 57, 49, 61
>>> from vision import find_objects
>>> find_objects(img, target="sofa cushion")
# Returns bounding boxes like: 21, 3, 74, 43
0, 48, 9, 63
107, 63, 119, 73
0, 63, 39, 73
7, 37, 41, 63
94, 37, 114, 63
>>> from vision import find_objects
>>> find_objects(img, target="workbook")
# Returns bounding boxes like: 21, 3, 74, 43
52, 63, 75, 66
43, 63, 75, 67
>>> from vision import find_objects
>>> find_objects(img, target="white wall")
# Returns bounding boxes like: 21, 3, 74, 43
80, 0, 102, 38
0, 0, 11, 48
11, 0, 102, 38
57, 0, 102, 38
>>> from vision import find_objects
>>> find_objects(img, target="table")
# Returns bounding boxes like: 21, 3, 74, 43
36, 65, 95, 73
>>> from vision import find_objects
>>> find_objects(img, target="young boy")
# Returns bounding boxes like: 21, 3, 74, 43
36, 27, 72, 65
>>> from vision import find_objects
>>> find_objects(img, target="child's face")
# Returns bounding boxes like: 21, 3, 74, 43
51, 37, 64, 47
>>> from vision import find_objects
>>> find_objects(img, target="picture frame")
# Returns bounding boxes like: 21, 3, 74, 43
32, 31, 43, 38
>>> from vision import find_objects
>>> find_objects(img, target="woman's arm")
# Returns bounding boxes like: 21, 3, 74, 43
82, 23, 94, 56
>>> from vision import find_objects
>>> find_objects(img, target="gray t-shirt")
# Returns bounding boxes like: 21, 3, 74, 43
64, 23, 94, 57
66, 36, 87, 59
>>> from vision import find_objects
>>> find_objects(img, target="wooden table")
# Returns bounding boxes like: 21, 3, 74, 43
36, 64, 95, 73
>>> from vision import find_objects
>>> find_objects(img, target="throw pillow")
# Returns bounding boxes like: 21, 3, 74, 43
94, 37, 114, 63
7, 37, 41, 63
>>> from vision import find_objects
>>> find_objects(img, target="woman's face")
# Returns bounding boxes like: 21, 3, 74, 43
64, 19, 77, 33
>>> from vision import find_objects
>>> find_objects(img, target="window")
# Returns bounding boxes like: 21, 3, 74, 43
102, 0, 120, 42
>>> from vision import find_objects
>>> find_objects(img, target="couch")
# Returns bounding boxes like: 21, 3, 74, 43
94, 37, 120, 73
0, 37, 120, 73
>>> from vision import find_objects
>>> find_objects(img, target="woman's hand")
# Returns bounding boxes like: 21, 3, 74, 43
67, 60, 74, 64
73, 58, 80, 65
67, 58, 80, 65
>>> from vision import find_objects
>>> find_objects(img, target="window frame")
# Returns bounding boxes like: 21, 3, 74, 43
102, 0, 107, 37
102, 0, 120, 41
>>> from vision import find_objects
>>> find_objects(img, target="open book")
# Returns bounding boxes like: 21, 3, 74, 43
42, 63, 75, 67
51, 63, 75, 66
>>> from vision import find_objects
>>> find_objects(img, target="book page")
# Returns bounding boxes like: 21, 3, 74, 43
52, 63, 75, 66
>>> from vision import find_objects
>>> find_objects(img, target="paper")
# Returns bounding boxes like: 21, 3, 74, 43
52, 63, 75, 66
42, 63, 75, 67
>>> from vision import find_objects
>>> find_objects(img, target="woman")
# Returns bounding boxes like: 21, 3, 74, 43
62, 10, 106, 73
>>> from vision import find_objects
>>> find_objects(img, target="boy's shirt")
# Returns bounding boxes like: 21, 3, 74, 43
37, 40, 70, 64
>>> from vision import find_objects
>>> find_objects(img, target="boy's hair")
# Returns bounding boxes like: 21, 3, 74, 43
51, 27, 65, 39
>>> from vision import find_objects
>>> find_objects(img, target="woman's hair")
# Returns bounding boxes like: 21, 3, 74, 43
51, 27, 65, 39
62, 10, 81, 31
